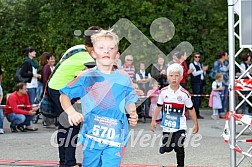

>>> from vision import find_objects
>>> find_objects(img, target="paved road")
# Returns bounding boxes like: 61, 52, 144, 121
0, 109, 251, 167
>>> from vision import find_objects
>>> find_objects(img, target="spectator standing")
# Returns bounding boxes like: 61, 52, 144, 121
136, 62, 152, 123
20, 47, 41, 104
211, 51, 229, 118
41, 52, 56, 127
122, 55, 135, 81
136, 62, 152, 94
189, 53, 208, 119
151, 55, 168, 89
239, 53, 252, 115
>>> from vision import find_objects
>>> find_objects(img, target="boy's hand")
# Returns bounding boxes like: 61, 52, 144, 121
128, 112, 138, 126
68, 111, 84, 126
150, 120, 157, 132
193, 123, 199, 134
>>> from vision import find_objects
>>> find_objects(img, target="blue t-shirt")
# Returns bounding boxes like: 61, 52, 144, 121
60, 67, 138, 149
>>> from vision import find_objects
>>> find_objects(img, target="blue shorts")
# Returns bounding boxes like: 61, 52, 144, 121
83, 146, 123, 167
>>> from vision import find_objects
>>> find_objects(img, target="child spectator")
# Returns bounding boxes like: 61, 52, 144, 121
147, 82, 162, 123
209, 73, 225, 120
150, 63, 198, 167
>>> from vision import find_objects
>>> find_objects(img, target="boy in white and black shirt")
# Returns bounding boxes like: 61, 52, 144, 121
151, 63, 199, 167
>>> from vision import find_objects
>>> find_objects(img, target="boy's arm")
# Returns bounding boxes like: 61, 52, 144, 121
60, 93, 84, 126
150, 105, 162, 132
125, 103, 138, 126
188, 107, 199, 134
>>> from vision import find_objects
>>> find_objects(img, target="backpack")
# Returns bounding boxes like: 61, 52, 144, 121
14, 62, 31, 83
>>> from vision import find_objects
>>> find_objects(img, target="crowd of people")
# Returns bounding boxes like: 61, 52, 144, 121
0, 26, 251, 167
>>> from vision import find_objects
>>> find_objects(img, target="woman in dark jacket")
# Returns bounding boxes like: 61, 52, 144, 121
20, 47, 41, 104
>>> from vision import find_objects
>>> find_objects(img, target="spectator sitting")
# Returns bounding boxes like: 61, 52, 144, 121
5, 83, 38, 132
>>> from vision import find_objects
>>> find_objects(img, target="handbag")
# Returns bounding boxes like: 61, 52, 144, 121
39, 78, 59, 118
39, 93, 59, 118
14, 67, 30, 83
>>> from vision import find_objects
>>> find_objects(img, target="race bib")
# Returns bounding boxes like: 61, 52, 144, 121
161, 114, 180, 129
84, 113, 124, 146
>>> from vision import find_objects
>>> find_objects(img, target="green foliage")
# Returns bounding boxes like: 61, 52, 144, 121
0, 0, 229, 107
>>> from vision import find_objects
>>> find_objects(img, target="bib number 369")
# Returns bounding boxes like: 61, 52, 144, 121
92, 125, 116, 140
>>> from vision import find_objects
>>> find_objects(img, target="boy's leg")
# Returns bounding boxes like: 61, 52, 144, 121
57, 112, 80, 167
83, 148, 102, 167
49, 88, 80, 166
160, 132, 174, 154
174, 130, 186, 167
101, 146, 123, 167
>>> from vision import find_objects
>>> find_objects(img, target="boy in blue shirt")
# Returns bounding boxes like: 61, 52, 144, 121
60, 29, 138, 167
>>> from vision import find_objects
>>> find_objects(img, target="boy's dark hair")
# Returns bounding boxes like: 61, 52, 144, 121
84, 26, 102, 47
22, 47, 35, 56
15, 83, 26, 91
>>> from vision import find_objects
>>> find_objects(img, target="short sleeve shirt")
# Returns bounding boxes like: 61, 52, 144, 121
157, 85, 193, 132
60, 68, 138, 148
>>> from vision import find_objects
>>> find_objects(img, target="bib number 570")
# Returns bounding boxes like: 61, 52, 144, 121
92, 125, 116, 139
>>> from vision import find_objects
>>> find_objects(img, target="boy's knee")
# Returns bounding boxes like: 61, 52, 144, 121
174, 145, 184, 153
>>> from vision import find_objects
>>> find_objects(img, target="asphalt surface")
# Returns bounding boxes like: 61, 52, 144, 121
0, 109, 251, 167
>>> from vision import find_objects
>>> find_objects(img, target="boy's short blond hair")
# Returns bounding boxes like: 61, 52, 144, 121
167, 63, 184, 77
91, 29, 119, 46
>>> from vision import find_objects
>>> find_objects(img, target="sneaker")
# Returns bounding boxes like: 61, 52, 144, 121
10, 126, 18, 133
0, 129, 4, 134
17, 124, 27, 132
159, 147, 165, 154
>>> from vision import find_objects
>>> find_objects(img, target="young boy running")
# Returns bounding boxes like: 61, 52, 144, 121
150, 63, 199, 167
60, 29, 138, 167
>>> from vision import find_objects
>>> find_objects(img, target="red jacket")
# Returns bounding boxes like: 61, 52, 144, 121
5, 92, 32, 115
180, 61, 189, 84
